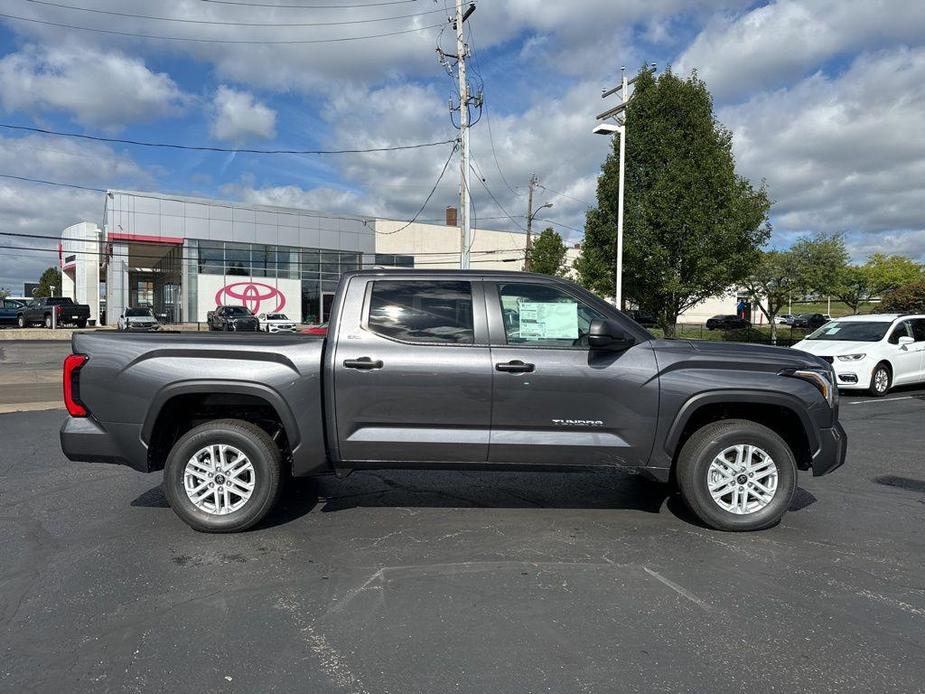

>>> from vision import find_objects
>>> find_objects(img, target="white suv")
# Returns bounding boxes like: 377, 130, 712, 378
793, 314, 925, 396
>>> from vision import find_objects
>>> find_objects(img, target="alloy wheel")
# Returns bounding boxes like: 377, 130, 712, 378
183, 444, 256, 515
706, 444, 778, 515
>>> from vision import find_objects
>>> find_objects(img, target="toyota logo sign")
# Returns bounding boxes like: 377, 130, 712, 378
215, 281, 286, 314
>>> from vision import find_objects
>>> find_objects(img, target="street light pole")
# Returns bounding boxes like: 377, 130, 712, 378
615, 116, 625, 309
524, 174, 552, 272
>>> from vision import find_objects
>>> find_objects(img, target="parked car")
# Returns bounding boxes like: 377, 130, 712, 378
706, 314, 751, 330
118, 307, 161, 332
0, 298, 24, 326
793, 314, 925, 396
626, 309, 657, 328
17, 297, 91, 328
258, 312, 297, 334
207, 305, 260, 332
792, 313, 828, 331
774, 314, 794, 325
61, 270, 846, 534
300, 322, 328, 336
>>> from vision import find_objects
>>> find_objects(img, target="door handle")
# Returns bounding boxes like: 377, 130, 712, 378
343, 357, 383, 370
495, 360, 535, 373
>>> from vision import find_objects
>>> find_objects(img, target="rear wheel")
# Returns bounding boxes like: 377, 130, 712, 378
76, 318, 87, 329
163, 419, 283, 533
16, 314, 25, 328
868, 362, 891, 397
676, 419, 797, 531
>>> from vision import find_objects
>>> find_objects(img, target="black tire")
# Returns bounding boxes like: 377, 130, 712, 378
676, 419, 797, 532
76, 319, 87, 329
868, 362, 891, 397
16, 314, 25, 328
44, 314, 52, 329
163, 419, 283, 533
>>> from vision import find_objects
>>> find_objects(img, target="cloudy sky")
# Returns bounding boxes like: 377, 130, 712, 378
0, 0, 923, 291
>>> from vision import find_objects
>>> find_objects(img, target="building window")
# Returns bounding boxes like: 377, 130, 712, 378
225, 242, 251, 276
367, 280, 474, 345
374, 253, 414, 268
198, 242, 223, 274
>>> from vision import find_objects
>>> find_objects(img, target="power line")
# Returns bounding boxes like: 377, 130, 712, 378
0, 173, 106, 193
376, 142, 458, 235
469, 161, 525, 231
24, 0, 454, 27
536, 184, 594, 208
534, 217, 584, 234
0, 123, 456, 155
0, 11, 443, 44
198, 0, 419, 8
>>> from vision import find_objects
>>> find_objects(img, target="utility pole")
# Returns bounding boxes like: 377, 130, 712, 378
523, 174, 552, 273
524, 174, 536, 272
455, 0, 473, 269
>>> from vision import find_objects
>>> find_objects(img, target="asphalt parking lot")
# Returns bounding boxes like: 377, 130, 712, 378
1, 343, 924, 693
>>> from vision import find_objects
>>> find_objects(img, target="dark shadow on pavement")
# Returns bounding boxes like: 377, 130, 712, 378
872, 475, 925, 494
789, 487, 817, 512
131, 484, 169, 508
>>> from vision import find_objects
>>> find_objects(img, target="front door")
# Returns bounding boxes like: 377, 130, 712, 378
332, 277, 493, 463
888, 320, 922, 385
486, 281, 659, 467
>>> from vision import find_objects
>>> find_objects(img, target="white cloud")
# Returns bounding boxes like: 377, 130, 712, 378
0, 44, 188, 128
677, 0, 925, 101
210, 86, 277, 142
0, 135, 150, 290
721, 46, 925, 259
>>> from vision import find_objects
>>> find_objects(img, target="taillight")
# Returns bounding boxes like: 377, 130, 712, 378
55, 305, 62, 314
63, 354, 89, 417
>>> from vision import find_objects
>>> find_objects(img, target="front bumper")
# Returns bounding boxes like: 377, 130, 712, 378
267, 324, 297, 333
810, 420, 847, 476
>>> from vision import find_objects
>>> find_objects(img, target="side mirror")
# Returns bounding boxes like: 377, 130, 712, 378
588, 319, 635, 351
898, 335, 914, 347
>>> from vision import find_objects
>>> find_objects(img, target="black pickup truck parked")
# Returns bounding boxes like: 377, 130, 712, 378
207, 305, 260, 332
61, 270, 846, 533
19, 296, 91, 328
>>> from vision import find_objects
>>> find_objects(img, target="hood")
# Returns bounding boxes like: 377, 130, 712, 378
651, 338, 825, 371
791, 339, 874, 356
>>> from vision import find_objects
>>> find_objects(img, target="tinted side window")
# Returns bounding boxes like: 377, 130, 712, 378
910, 319, 925, 342
888, 321, 912, 344
367, 281, 473, 345
497, 282, 604, 348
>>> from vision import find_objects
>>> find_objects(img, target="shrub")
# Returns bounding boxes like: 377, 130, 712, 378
879, 280, 925, 313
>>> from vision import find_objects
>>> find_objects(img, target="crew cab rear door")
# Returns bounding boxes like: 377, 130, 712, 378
485, 280, 659, 467
331, 276, 492, 463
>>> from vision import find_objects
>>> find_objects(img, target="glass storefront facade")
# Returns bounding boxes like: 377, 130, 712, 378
185, 239, 381, 323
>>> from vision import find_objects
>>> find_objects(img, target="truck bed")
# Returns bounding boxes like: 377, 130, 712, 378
68, 331, 329, 475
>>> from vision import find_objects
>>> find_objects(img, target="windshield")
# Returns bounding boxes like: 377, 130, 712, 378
226, 306, 252, 316
266, 313, 287, 320
806, 321, 890, 342
125, 308, 152, 317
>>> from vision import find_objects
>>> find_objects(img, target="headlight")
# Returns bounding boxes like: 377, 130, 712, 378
837, 353, 866, 361
782, 367, 837, 408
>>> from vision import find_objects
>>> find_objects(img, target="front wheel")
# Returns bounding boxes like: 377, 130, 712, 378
44, 314, 52, 328
868, 362, 891, 397
676, 419, 797, 532
163, 419, 283, 533
17, 314, 25, 328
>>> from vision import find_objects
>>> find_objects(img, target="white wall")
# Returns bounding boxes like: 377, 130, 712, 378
196, 274, 302, 321
374, 219, 526, 270
61, 222, 101, 324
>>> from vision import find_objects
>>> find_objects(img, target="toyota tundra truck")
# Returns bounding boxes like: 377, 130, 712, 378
60, 270, 846, 533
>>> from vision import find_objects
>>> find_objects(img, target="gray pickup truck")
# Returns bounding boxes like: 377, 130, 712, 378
61, 270, 846, 533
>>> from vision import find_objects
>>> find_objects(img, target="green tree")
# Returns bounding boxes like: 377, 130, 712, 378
529, 227, 568, 277
35, 267, 62, 298
743, 250, 801, 344
880, 279, 925, 313
790, 233, 849, 298
0, 288, 9, 299
833, 253, 922, 314
576, 68, 771, 335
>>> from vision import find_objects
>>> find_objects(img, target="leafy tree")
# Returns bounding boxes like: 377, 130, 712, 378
576, 68, 771, 335
35, 267, 62, 298
0, 288, 9, 299
790, 233, 849, 298
528, 227, 568, 277
743, 250, 801, 343
879, 279, 925, 313
833, 253, 922, 314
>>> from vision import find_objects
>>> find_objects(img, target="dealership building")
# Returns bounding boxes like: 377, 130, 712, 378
60, 189, 529, 326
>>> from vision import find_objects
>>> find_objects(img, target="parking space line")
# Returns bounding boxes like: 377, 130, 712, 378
848, 396, 919, 405
643, 567, 711, 611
